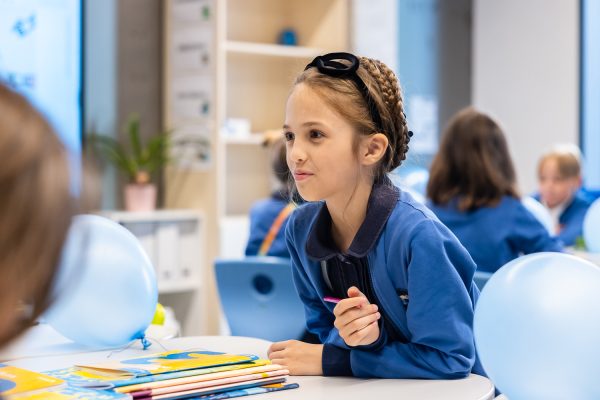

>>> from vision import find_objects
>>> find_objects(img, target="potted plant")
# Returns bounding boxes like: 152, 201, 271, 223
90, 114, 170, 212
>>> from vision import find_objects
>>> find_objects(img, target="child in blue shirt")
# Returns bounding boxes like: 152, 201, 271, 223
267, 53, 484, 379
535, 144, 591, 246
245, 136, 295, 258
427, 107, 562, 273
0, 83, 75, 346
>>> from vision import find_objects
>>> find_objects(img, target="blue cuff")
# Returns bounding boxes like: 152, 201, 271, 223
355, 316, 387, 352
322, 344, 353, 376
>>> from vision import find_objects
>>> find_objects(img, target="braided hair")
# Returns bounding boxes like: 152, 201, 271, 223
294, 55, 411, 182
359, 57, 411, 172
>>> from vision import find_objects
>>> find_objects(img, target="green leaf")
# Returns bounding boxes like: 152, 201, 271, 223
87, 118, 174, 182
90, 134, 136, 180
145, 135, 170, 173
127, 114, 143, 162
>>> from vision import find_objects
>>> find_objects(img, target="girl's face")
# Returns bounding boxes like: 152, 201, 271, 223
538, 158, 581, 208
284, 83, 363, 203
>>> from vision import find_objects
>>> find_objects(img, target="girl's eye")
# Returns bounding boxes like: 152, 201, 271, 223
284, 131, 294, 141
309, 130, 324, 139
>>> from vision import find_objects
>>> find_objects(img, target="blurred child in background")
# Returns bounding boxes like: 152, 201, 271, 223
245, 133, 295, 258
427, 107, 562, 273
535, 144, 591, 246
0, 83, 77, 347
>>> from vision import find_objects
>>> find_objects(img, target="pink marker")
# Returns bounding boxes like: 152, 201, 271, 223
323, 296, 342, 304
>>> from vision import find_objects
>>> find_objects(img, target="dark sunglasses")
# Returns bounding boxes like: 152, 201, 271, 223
305, 52, 385, 134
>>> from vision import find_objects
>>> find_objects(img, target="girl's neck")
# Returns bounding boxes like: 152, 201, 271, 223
326, 177, 373, 253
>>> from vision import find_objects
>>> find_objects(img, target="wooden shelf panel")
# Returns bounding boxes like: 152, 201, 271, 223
225, 41, 322, 59
159, 280, 202, 294
226, 0, 349, 50
225, 55, 301, 133
223, 134, 265, 145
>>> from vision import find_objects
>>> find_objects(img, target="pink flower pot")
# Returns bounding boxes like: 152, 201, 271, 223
124, 183, 157, 212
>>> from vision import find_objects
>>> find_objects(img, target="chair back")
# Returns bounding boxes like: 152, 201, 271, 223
214, 256, 306, 342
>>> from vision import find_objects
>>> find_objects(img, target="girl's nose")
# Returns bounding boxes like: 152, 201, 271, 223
289, 142, 306, 163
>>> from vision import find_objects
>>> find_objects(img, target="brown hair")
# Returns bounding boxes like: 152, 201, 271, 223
427, 107, 519, 211
271, 137, 289, 186
293, 56, 411, 182
537, 144, 582, 179
0, 84, 75, 346
262, 134, 288, 186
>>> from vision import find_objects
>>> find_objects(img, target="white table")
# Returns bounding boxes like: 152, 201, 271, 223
2, 330, 495, 400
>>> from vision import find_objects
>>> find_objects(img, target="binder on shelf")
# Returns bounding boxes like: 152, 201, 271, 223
124, 221, 157, 269
178, 219, 201, 284
156, 222, 180, 287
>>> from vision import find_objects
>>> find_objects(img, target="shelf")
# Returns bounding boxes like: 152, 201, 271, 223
224, 40, 322, 59
99, 209, 204, 223
159, 280, 202, 294
223, 134, 265, 145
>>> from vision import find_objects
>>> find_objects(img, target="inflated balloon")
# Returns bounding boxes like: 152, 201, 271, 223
521, 196, 553, 235
583, 198, 600, 252
45, 215, 158, 348
152, 303, 166, 326
474, 252, 600, 399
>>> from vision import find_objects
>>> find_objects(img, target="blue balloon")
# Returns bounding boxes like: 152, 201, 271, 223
45, 215, 158, 348
583, 198, 600, 252
474, 252, 600, 399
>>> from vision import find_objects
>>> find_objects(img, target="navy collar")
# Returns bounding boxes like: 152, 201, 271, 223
305, 179, 400, 261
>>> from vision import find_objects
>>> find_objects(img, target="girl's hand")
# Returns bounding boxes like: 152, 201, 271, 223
333, 286, 381, 347
267, 340, 324, 375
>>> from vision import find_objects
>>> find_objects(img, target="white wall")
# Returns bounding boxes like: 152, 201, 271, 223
352, 0, 398, 72
472, 0, 579, 193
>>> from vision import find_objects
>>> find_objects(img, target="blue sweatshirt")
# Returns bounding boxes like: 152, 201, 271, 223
286, 181, 485, 379
245, 192, 291, 258
428, 196, 563, 273
533, 192, 592, 246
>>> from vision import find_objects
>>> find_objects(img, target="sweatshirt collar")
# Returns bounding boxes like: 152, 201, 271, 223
305, 178, 399, 261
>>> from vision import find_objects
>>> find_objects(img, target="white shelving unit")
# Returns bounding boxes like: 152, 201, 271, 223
100, 210, 205, 336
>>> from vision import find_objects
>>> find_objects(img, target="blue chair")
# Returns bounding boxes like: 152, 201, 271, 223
214, 256, 307, 342
473, 271, 493, 291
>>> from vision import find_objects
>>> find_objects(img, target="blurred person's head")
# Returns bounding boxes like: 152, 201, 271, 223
0, 83, 76, 346
427, 107, 519, 211
537, 144, 583, 209
262, 131, 290, 193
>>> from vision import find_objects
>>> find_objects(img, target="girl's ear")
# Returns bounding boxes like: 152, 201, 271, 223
361, 133, 389, 166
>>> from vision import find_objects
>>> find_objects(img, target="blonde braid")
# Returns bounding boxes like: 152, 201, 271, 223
360, 57, 411, 170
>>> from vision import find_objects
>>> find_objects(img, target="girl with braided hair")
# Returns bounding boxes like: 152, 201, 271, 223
267, 53, 485, 379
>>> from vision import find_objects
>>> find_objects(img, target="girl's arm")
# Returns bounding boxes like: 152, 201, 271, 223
511, 201, 564, 253
349, 219, 479, 379
268, 212, 350, 375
